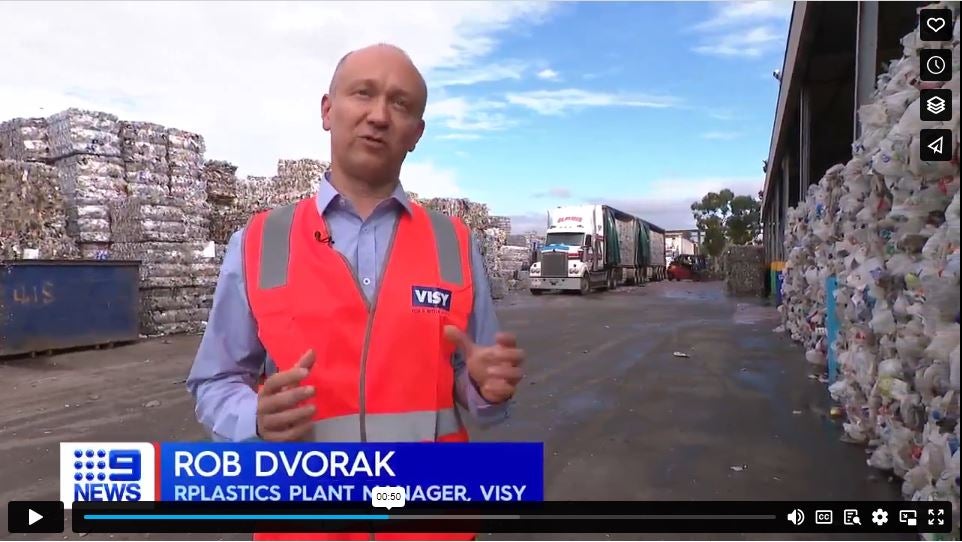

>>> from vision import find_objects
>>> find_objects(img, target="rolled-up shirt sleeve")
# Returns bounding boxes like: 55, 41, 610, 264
186, 229, 264, 442
452, 234, 512, 427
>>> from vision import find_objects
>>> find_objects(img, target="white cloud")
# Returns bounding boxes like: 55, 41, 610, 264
691, 1, 792, 31
400, 160, 463, 198
532, 187, 571, 198
436, 133, 483, 141
432, 62, 528, 87
707, 108, 737, 121
505, 89, 680, 115
506, 212, 547, 234
0, 1, 553, 178
584, 177, 763, 230
701, 131, 741, 140
693, 26, 783, 58
689, 2, 790, 59
424, 96, 514, 133
536, 68, 560, 81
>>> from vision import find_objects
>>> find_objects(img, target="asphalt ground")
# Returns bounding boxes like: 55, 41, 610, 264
0, 281, 911, 541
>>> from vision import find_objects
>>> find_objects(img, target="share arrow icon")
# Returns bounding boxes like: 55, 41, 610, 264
920, 129, 952, 162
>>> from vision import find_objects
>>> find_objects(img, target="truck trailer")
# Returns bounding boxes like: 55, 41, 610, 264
528, 204, 666, 294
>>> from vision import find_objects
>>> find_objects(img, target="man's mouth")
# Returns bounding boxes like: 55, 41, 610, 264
359, 135, 386, 146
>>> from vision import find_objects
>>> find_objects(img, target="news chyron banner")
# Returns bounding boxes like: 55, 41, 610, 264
60, 442, 543, 508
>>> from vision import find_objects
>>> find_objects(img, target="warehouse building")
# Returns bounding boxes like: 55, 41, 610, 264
761, 1, 926, 297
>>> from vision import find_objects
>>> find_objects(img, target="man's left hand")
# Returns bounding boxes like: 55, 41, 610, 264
444, 326, 524, 404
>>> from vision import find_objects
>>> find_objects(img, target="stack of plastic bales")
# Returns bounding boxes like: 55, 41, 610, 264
204, 160, 240, 244
498, 244, 531, 290
46, 110, 126, 257
167, 128, 209, 242
489, 215, 511, 232
722, 245, 766, 296
121, 121, 169, 203
47, 109, 122, 159
0, 118, 50, 162
780, 5, 960, 531
0, 160, 79, 259
275, 159, 327, 204
204, 160, 238, 202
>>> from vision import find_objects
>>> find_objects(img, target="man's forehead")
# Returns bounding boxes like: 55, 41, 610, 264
331, 46, 425, 91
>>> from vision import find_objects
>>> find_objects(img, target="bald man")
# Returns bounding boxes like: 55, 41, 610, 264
187, 44, 524, 540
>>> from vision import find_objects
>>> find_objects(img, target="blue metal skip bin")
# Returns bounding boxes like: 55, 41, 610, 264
0, 260, 141, 357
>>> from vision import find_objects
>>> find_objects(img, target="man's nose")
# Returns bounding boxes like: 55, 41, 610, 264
366, 98, 390, 127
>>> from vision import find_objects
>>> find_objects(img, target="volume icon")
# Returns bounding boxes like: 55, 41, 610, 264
787, 509, 805, 526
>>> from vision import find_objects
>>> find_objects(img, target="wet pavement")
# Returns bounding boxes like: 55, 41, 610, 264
0, 281, 910, 540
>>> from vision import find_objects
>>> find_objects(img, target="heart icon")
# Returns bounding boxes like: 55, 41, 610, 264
926, 17, 946, 33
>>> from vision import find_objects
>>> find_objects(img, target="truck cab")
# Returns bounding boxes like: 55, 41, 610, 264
528, 206, 613, 294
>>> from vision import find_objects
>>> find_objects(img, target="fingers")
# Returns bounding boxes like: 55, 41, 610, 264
494, 332, 517, 348
261, 366, 310, 395
261, 350, 314, 395
480, 379, 516, 404
262, 413, 315, 442
492, 346, 524, 367
295, 349, 316, 370
258, 385, 315, 415
260, 404, 316, 433
444, 325, 476, 354
486, 364, 524, 385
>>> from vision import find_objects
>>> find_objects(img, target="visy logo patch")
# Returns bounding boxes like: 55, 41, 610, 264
412, 286, 452, 312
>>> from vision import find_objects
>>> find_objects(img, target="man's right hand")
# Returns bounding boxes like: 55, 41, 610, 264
256, 350, 317, 441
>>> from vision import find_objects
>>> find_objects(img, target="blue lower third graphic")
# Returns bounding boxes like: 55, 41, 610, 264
158, 442, 544, 503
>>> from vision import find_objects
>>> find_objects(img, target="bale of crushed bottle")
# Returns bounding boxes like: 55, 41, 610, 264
203, 160, 238, 203
46, 109, 122, 160
0, 160, 79, 259
722, 245, 765, 297
0, 118, 50, 162
110, 199, 188, 244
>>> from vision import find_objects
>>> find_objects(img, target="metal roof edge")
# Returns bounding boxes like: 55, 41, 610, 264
761, 1, 817, 213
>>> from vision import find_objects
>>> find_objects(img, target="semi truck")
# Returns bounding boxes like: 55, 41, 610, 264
528, 204, 666, 295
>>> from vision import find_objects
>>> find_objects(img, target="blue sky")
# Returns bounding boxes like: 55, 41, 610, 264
1, 1, 793, 232
416, 2, 792, 232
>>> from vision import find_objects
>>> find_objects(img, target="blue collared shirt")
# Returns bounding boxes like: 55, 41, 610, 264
186, 174, 509, 442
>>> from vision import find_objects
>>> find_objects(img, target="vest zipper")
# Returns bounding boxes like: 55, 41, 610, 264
321, 215, 400, 542
320, 216, 400, 446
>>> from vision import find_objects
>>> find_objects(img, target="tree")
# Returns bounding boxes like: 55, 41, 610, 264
690, 189, 762, 258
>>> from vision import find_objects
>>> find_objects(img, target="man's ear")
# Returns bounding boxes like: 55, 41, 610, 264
410, 119, 425, 152
321, 94, 332, 131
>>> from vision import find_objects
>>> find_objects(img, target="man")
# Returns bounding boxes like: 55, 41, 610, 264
186, 44, 525, 541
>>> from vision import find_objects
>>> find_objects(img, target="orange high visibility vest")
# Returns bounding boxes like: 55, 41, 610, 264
243, 197, 477, 541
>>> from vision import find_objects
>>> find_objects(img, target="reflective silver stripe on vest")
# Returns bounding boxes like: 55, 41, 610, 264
426, 210, 464, 287
313, 408, 463, 442
259, 203, 297, 289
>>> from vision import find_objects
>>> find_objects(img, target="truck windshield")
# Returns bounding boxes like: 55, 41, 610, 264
545, 233, 585, 246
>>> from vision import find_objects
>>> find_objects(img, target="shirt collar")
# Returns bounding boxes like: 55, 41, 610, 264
315, 170, 413, 215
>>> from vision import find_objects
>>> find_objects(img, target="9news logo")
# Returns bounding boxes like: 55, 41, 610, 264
59, 442, 156, 509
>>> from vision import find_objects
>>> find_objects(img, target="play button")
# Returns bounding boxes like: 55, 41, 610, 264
7, 500, 63, 533
28, 508, 43, 525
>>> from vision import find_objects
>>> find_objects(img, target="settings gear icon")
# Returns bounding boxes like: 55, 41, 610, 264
872, 509, 889, 526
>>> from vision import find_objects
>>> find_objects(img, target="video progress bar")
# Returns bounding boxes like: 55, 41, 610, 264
84, 514, 774, 521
